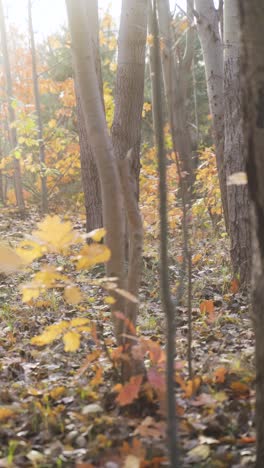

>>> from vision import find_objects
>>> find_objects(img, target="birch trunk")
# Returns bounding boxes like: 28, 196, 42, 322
224, 0, 250, 286
0, 0, 24, 211
195, 0, 228, 228
240, 2, 264, 464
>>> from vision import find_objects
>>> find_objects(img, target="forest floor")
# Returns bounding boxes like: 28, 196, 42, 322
0, 208, 256, 467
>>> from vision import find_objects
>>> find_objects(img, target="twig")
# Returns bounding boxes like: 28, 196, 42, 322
151, 1, 180, 466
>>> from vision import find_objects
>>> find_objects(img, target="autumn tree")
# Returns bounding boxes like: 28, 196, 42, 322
75, 0, 103, 233
195, 0, 250, 285
240, 1, 264, 465
195, 0, 227, 226
66, 0, 143, 379
111, 0, 148, 198
0, 0, 24, 211
224, 0, 250, 285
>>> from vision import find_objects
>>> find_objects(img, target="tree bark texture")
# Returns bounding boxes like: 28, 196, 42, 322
195, 0, 228, 228
28, 0, 48, 213
66, 0, 126, 340
111, 0, 148, 199
240, 2, 264, 465
74, 0, 103, 233
224, 0, 250, 285
76, 92, 103, 233
157, 0, 195, 191
0, 0, 24, 211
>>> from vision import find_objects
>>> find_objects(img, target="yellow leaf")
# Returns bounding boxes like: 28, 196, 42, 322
63, 331, 80, 352
21, 285, 41, 302
48, 119, 57, 128
31, 321, 70, 346
104, 296, 116, 305
0, 407, 16, 421
0, 243, 23, 274
34, 267, 66, 288
69, 317, 90, 327
49, 386, 66, 400
77, 244, 111, 270
16, 240, 46, 264
87, 228, 106, 242
33, 215, 78, 253
76, 326, 91, 332
192, 253, 202, 264
64, 285, 83, 305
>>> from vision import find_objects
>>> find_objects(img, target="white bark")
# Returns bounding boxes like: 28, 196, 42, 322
195, 0, 228, 227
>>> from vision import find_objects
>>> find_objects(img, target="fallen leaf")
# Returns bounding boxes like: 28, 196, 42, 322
116, 375, 143, 406
187, 444, 210, 463
63, 331, 80, 352
214, 367, 227, 384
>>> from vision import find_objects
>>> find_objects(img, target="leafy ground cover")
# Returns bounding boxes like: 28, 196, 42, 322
0, 208, 255, 467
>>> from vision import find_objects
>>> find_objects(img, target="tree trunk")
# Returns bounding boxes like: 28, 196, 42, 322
66, 0, 128, 344
224, 0, 250, 286
195, 0, 228, 229
111, 0, 145, 328
240, 2, 264, 465
67, 0, 144, 381
111, 0, 148, 199
0, 0, 24, 211
28, 0, 48, 213
151, 2, 179, 465
76, 92, 103, 233
74, 0, 103, 233
157, 0, 194, 192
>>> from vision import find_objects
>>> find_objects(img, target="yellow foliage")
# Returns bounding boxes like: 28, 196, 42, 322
64, 285, 83, 305
69, 317, 90, 327
32, 215, 79, 253
16, 239, 46, 264
21, 285, 42, 303
34, 267, 66, 287
104, 296, 116, 305
63, 331, 80, 352
87, 227, 106, 243
0, 243, 23, 274
21, 267, 67, 303
77, 244, 111, 270
0, 407, 16, 421
49, 386, 66, 400
31, 321, 70, 346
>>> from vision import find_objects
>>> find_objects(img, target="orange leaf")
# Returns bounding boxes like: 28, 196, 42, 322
116, 375, 143, 406
238, 436, 256, 444
200, 300, 215, 322
214, 367, 227, 384
184, 377, 201, 398
230, 381, 250, 395
230, 278, 239, 294
147, 368, 165, 391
